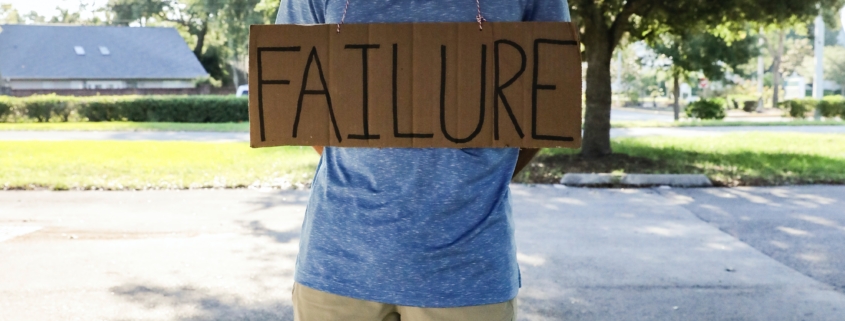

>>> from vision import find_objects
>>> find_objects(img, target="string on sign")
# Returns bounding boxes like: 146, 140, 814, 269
475, 0, 486, 30
337, 0, 351, 33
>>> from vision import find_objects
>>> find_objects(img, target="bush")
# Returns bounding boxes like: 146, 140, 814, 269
22, 95, 77, 122
818, 96, 845, 119
780, 99, 816, 119
742, 100, 757, 112
0, 95, 248, 123
0, 96, 12, 121
685, 98, 726, 120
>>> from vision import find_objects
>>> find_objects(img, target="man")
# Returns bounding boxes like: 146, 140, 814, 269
275, 0, 571, 320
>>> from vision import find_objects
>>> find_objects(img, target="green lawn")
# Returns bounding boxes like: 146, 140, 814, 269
516, 133, 845, 186
611, 119, 845, 128
0, 141, 318, 190
2, 133, 844, 190
0, 122, 250, 132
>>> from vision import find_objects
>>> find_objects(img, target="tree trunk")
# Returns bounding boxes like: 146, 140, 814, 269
231, 63, 241, 87
772, 31, 784, 109
581, 21, 614, 158
193, 19, 209, 58
673, 72, 681, 121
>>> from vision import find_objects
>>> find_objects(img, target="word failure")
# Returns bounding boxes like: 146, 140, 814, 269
248, 22, 582, 148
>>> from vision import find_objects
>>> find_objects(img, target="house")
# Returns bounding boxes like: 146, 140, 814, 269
0, 24, 208, 96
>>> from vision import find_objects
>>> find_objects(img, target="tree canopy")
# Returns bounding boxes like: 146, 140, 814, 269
648, 31, 759, 119
104, 0, 277, 86
571, 0, 845, 158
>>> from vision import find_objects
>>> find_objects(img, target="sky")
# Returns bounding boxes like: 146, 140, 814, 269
1, 0, 107, 19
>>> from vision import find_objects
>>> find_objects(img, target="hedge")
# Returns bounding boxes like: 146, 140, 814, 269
686, 98, 726, 120
0, 95, 248, 123
781, 96, 845, 119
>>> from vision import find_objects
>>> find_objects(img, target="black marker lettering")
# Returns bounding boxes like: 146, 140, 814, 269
257, 46, 300, 142
392, 44, 434, 138
532, 39, 577, 142
345, 44, 381, 140
493, 40, 526, 140
293, 47, 343, 142
439, 45, 486, 144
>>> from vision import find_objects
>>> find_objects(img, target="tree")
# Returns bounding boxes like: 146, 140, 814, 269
570, 0, 845, 158
106, 0, 165, 25
0, 4, 23, 24
825, 46, 845, 95
104, 0, 279, 86
650, 31, 758, 120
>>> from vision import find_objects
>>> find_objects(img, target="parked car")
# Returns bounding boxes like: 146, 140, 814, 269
236, 84, 249, 97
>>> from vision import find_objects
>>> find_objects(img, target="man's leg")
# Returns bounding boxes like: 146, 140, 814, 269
397, 298, 517, 321
292, 283, 399, 321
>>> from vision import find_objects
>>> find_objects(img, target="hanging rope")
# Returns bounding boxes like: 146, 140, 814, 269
475, 0, 486, 31
337, 0, 351, 33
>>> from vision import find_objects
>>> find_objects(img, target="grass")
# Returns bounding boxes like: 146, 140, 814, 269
0, 141, 318, 190
2, 133, 844, 190
515, 133, 845, 186
0, 122, 250, 132
611, 119, 845, 128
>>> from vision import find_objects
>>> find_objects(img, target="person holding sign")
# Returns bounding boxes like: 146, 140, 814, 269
275, 0, 571, 320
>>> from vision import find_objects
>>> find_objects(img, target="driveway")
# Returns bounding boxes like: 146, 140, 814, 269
2, 186, 844, 320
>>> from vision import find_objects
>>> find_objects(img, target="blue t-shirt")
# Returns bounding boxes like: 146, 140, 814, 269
277, 0, 570, 308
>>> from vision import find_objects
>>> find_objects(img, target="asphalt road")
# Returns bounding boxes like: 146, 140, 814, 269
2, 186, 844, 320
2, 125, 844, 143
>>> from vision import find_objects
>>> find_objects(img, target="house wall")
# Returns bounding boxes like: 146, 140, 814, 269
6, 86, 236, 97
7, 79, 195, 90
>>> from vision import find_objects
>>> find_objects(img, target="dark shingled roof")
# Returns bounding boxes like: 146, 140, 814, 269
0, 24, 207, 80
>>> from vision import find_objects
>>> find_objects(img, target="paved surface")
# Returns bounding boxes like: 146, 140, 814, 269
0, 131, 250, 142
2, 186, 845, 320
611, 107, 787, 123
2, 126, 844, 143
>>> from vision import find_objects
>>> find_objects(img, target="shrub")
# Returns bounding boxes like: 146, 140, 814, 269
818, 96, 845, 119
685, 98, 726, 120
780, 99, 816, 119
78, 96, 130, 121
0, 95, 248, 123
0, 96, 12, 121
22, 95, 76, 122
742, 100, 757, 112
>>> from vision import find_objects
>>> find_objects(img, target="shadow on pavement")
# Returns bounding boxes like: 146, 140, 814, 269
664, 186, 845, 294
110, 284, 293, 321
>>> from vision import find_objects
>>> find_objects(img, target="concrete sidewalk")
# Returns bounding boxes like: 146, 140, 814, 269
1, 125, 844, 143
1, 186, 844, 320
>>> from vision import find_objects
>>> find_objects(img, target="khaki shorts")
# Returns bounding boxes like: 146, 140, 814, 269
293, 282, 517, 321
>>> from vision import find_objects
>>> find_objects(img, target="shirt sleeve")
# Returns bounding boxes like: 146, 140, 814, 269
524, 0, 571, 22
275, 0, 326, 24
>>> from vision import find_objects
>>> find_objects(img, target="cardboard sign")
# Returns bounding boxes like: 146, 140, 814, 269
249, 22, 581, 148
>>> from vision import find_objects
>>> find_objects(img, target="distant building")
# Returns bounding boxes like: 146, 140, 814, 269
0, 24, 207, 95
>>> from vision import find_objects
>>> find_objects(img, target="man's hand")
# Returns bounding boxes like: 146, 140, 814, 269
513, 148, 540, 180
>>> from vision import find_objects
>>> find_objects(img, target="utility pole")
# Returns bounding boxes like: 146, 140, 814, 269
813, 10, 824, 120
757, 27, 765, 111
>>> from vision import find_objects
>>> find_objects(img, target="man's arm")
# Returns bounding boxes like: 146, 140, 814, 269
313, 146, 324, 156
513, 148, 540, 179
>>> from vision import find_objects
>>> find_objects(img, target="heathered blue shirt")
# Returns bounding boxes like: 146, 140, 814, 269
277, 0, 570, 308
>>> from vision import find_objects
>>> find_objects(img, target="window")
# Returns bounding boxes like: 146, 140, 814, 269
74, 46, 85, 55
99, 46, 110, 55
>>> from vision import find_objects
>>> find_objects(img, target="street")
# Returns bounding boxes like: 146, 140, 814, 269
2, 186, 844, 320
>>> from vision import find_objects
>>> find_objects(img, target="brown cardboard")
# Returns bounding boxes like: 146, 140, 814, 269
249, 21, 581, 148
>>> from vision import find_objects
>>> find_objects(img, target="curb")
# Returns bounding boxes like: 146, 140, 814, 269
560, 173, 712, 188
